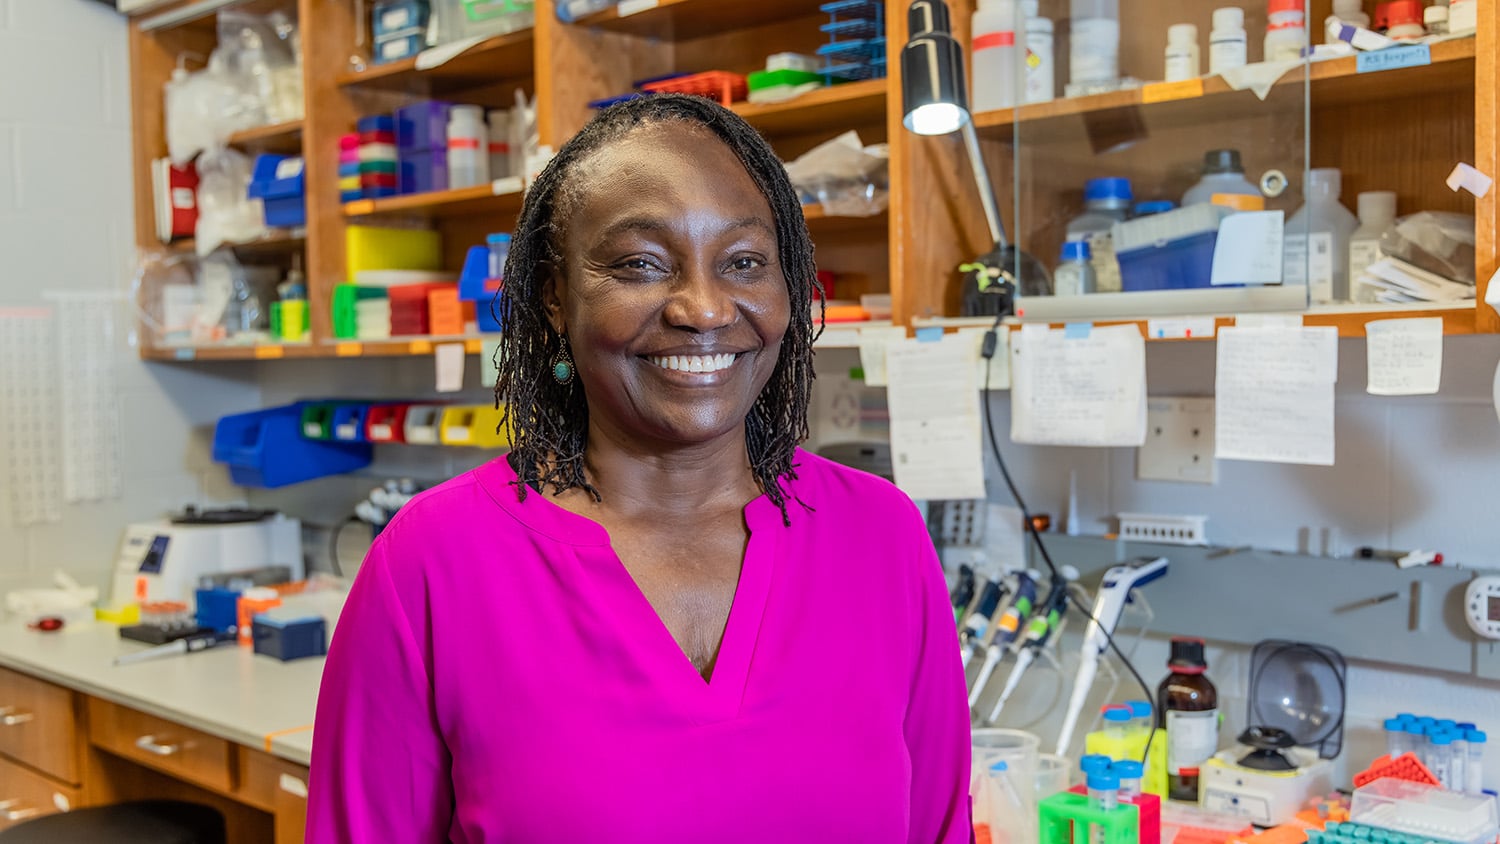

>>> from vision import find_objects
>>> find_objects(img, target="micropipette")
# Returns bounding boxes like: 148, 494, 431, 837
960, 580, 1006, 668
1054, 556, 1168, 756
968, 570, 1037, 708
987, 569, 1074, 724
950, 564, 977, 624
114, 630, 233, 666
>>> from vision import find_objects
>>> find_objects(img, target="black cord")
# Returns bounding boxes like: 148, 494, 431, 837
328, 516, 361, 578
981, 328, 1158, 766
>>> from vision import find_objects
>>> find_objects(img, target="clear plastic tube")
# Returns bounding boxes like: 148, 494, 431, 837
1114, 761, 1144, 801
1087, 773, 1120, 844
1465, 730, 1485, 795
1385, 718, 1407, 758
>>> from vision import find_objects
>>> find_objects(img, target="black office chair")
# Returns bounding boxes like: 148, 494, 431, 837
0, 800, 224, 844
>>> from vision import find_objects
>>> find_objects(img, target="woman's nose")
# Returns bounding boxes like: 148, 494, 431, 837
663, 266, 736, 332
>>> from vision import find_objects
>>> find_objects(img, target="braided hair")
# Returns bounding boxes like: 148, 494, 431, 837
494, 94, 824, 523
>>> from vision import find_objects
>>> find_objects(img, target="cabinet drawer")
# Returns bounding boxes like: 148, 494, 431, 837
88, 699, 233, 793
0, 753, 79, 830
0, 666, 79, 784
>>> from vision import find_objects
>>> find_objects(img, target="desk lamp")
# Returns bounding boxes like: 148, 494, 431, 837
900, 0, 1051, 316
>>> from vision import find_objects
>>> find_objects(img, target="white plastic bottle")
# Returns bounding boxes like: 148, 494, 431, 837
1054, 240, 1096, 296
972, 0, 1023, 112
1070, 0, 1120, 89
1348, 190, 1396, 302
1264, 0, 1308, 63
1209, 7, 1248, 74
447, 105, 490, 189
1065, 177, 1132, 294
1283, 168, 1359, 303
486, 108, 513, 180
1023, 0, 1055, 103
1449, 0, 1477, 34
1323, 0, 1370, 42
1181, 149, 1260, 206
1164, 23, 1200, 81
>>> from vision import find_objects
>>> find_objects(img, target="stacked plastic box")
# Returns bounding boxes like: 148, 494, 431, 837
357, 116, 398, 198
372, 0, 430, 65
395, 100, 451, 195
246, 155, 306, 227
337, 134, 361, 203
817, 0, 886, 84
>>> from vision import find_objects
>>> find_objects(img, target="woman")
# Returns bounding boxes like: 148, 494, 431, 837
308, 94, 970, 842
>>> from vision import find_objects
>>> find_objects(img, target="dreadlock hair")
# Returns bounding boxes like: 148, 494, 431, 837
494, 93, 824, 524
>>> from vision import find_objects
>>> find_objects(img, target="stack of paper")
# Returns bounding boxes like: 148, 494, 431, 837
1355, 255, 1475, 304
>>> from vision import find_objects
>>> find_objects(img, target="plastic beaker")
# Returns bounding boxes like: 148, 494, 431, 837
1035, 753, 1071, 800
971, 729, 1040, 814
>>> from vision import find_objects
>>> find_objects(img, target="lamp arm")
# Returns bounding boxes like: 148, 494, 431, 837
961, 120, 1009, 251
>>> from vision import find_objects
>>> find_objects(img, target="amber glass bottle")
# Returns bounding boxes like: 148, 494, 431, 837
1156, 637, 1219, 802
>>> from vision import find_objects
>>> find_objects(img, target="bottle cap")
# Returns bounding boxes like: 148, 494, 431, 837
1022, 0, 1039, 16
1425, 6, 1448, 25
1405, 722, 1427, 735
1080, 754, 1112, 774
1134, 200, 1176, 216
1087, 773, 1121, 791
1268, 0, 1305, 14
1128, 700, 1153, 719
487, 233, 513, 245
1418, 716, 1437, 726
1212, 6, 1245, 30
1085, 177, 1133, 203
1468, 730, 1487, 743
1356, 191, 1397, 224
1385, 718, 1405, 731
991, 760, 1010, 772
1104, 707, 1132, 723
1168, 23, 1198, 44
1397, 713, 1416, 722
1458, 722, 1477, 731
1113, 761, 1145, 779
1307, 167, 1343, 200
1431, 733, 1454, 746
1386, 0, 1423, 26
1061, 240, 1092, 262
1167, 636, 1208, 671
1438, 719, 1458, 730
1202, 149, 1245, 175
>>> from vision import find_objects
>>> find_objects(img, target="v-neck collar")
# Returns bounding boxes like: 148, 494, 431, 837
476, 457, 785, 723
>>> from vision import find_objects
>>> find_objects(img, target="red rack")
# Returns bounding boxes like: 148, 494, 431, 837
640, 71, 749, 106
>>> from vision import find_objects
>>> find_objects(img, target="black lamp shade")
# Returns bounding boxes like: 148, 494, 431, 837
901, 0, 971, 135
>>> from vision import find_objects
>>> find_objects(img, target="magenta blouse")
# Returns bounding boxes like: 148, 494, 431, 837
307, 450, 971, 842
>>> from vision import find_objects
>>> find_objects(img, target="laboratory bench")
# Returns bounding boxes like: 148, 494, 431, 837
0, 590, 343, 844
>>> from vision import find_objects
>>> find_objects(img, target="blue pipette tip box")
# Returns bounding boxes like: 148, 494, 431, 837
251, 613, 328, 662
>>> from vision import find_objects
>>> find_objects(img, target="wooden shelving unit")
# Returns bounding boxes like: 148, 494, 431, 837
731, 79, 886, 138
571, 0, 826, 41
342, 182, 526, 220
226, 119, 304, 154
335, 29, 536, 94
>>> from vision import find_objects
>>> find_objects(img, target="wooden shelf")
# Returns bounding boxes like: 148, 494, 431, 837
731, 79, 887, 137
802, 203, 888, 236
226, 119, 303, 154
336, 29, 535, 94
163, 229, 306, 258
972, 37, 1477, 135
571, 0, 825, 41
142, 336, 490, 361
343, 182, 526, 221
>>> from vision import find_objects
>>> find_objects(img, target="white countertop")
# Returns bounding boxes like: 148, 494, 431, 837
0, 590, 345, 767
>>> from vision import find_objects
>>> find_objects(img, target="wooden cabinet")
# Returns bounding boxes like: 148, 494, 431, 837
0, 667, 82, 785
87, 698, 234, 794
0, 755, 82, 831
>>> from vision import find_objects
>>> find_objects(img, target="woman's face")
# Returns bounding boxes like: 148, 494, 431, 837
545, 123, 792, 450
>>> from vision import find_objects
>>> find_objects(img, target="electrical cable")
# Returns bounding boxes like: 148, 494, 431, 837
980, 325, 1158, 766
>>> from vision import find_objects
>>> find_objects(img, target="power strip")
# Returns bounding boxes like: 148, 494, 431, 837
938, 499, 987, 547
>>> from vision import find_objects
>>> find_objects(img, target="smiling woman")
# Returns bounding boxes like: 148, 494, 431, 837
307, 95, 972, 843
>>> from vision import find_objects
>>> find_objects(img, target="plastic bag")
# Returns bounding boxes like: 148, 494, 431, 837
783, 130, 890, 217
164, 59, 243, 166
195, 148, 266, 255
218, 10, 298, 128
1380, 211, 1476, 285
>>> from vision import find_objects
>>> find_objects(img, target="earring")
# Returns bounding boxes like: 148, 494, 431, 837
552, 336, 575, 385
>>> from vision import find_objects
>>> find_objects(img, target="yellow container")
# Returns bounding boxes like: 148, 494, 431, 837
1085, 726, 1168, 798
345, 225, 443, 277
439, 405, 509, 448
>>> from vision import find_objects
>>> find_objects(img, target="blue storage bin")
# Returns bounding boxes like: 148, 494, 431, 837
373, 0, 429, 38
375, 32, 425, 64
357, 115, 396, 135
332, 403, 373, 443
458, 244, 506, 331
1118, 230, 1220, 292
399, 148, 448, 194
212, 403, 373, 489
246, 155, 306, 228
395, 99, 451, 152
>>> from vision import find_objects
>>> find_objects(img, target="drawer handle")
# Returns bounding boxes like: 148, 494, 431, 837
0, 800, 39, 821
134, 734, 182, 756
0, 708, 32, 727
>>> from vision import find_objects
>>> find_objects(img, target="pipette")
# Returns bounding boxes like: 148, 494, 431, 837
114, 630, 233, 666
968, 570, 1037, 708
1054, 556, 1168, 756
987, 569, 1074, 724
950, 564, 976, 624
960, 580, 1006, 668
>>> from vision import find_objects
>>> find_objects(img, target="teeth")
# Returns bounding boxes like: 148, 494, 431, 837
649, 353, 738, 373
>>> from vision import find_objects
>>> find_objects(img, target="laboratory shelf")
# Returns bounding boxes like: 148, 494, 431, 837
342, 182, 526, 221
570, 0, 826, 42
730, 78, 887, 138
801, 203, 888, 235
226, 119, 304, 154
971, 36, 1477, 137
141, 336, 492, 362
164, 229, 307, 258
335, 29, 535, 94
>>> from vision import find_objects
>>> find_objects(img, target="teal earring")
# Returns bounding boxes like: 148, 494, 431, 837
552, 336, 575, 385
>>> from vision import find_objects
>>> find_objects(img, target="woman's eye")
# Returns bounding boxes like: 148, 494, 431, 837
730, 256, 766, 272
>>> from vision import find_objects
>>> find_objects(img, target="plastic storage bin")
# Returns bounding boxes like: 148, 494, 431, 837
639, 71, 749, 106
1114, 204, 1231, 292
399, 148, 448, 194
332, 403, 373, 442
395, 99, 452, 152
346, 225, 442, 276
212, 403, 374, 488
403, 404, 446, 444
365, 403, 412, 443
333, 284, 388, 339
299, 402, 338, 440
246, 155, 306, 228
373, 0, 430, 38
439, 405, 510, 447
1347, 778, 1499, 844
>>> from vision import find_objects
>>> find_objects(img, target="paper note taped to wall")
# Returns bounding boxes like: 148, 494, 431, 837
1009, 324, 1147, 447
435, 343, 466, 393
1214, 325, 1338, 465
1366, 317, 1443, 396
857, 325, 908, 386
1210, 211, 1285, 286
885, 336, 986, 501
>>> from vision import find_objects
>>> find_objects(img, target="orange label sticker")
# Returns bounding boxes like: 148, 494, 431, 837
335, 342, 363, 357
254, 345, 285, 359
409, 340, 433, 354
135, 576, 148, 603
344, 199, 375, 215
464, 339, 482, 353
1141, 78, 1204, 104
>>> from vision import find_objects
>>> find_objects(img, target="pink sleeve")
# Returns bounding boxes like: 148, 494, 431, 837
307, 538, 452, 843
904, 526, 975, 844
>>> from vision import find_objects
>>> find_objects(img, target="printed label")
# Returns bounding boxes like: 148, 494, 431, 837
973, 31, 1017, 51
1357, 44, 1431, 74
1349, 240, 1381, 285
1086, 232, 1122, 293
1308, 232, 1335, 302
275, 158, 303, 180
170, 187, 195, 209
370, 424, 392, 440
1209, 38, 1247, 74
1164, 52, 1197, 83
381, 7, 411, 29
1166, 708, 1220, 774
1070, 18, 1120, 84
1024, 34, 1052, 102
1283, 233, 1307, 286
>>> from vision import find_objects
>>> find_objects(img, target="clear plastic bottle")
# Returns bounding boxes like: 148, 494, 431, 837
1023, 0, 1055, 103
1348, 190, 1396, 302
1113, 760, 1144, 801
1209, 7, 1248, 74
1324, 0, 1371, 42
487, 108, 513, 180
1465, 730, 1485, 794
1066, 177, 1132, 293
1070, 0, 1120, 89
1451, 731, 1469, 794
1384, 718, 1407, 758
487, 232, 511, 279
1054, 240, 1097, 296
1086, 772, 1120, 844
972, 0, 1024, 112
1182, 149, 1260, 206
1157, 637, 1218, 803
1284, 168, 1359, 303
447, 105, 490, 189
1103, 706, 1132, 744
1264, 0, 1308, 63
1427, 732, 1454, 789
1165, 23, 1200, 82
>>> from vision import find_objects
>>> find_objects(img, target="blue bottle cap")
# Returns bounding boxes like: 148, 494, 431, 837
1104, 707, 1132, 723
1468, 730, 1487, 743
1438, 719, 1457, 730
1085, 177, 1133, 203
1134, 200, 1176, 216
1087, 772, 1121, 791
991, 760, 1009, 772
1458, 722, 1477, 731
1396, 713, 1416, 721
1405, 722, 1427, 735
486, 233, 512, 245
1060, 239, 1092, 262
1431, 733, 1453, 746
1112, 760, 1145, 779
1385, 718, 1406, 731
1418, 716, 1437, 726
1080, 754, 1112, 774
1128, 700, 1152, 718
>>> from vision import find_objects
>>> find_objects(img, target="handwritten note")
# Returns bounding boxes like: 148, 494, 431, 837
1009, 324, 1147, 447
1366, 317, 1443, 395
857, 325, 908, 386
958, 326, 1009, 390
885, 336, 986, 501
1211, 211, 1285, 286
435, 342, 466, 393
1214, 325, 1338, 465
481, 338, 502, 389
1357, 44, 1431, 74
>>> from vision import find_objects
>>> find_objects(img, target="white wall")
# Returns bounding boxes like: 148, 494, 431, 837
0, 0, 259, 597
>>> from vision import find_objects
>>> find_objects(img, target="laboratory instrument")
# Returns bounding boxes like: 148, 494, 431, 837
968, 571, 1037, 707
1066, 178, 1133, 293
1181, 149, 1260, 208
1055, 556, 1168, 756
1158, 637, 1218, 802
1022, 0, 1054, 103
114, 629, 233, 666
960, 579, 1006, 667
1164, 24, 1200, 82
1462, 575, 1500, 638
987, 570, 1073, 724
1208, 7, 1247, 74
111, 509, 302, 607
971, 0, 1022, 112
951, 564, 977, 622
1053, 240, 1096, 296
1264, 0, 1309, 63
1069, 0, 1120, 90
1348, 191, 1397, 302
1284, 167, 1359, 303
